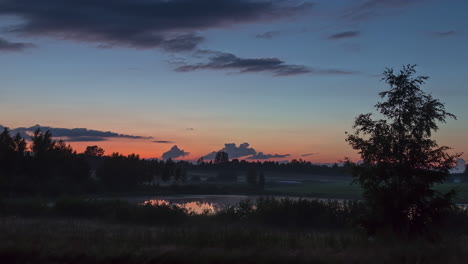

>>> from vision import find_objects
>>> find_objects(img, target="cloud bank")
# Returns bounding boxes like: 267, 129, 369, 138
203, 142, 289, 160
0, 0, 312, 52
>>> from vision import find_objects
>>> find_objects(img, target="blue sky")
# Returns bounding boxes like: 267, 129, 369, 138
0, 0, 467, 161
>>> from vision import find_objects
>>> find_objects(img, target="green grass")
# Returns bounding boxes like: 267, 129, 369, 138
1, 217, 468, 264
267, 181, 362, 200
1, 197, 468, 263
268, 181, 468, 203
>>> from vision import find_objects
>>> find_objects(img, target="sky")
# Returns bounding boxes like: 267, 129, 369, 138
0, 0, 467, 163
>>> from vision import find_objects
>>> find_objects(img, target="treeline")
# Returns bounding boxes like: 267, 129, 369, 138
0, 128, 189, 196
194, 156, 352, 176
1, 128, 350, 196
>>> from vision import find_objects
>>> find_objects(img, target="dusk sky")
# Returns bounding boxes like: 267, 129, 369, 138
0, 0, 467, 162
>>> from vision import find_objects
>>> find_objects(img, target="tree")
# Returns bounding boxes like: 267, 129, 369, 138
258, 171, 265, 190
84, 145, 105, 157
214, 151, 229, 164
346, 65, 460, 236
246, 167, 257, 186
31, 129, 55, 157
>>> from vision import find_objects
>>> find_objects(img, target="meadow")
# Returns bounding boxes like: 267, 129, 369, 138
267, 180, 468, 203
1, 197, 468, 263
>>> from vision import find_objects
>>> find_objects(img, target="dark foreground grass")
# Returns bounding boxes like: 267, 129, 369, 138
1, 198, 468, 263
1, 217, 468, 264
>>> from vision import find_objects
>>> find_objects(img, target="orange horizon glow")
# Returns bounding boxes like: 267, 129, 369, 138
66, 138, 361, 163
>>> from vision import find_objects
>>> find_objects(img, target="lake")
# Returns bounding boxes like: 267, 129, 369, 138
119, 195, 344, 214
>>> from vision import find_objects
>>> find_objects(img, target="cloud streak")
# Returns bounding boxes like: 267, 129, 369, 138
2, 124, 152, 142
431, 30, 458, 37
0, 37, 34, 52
0, 0, 312, 52
175, 50, 357, 76
343, 0, 426, 21
256, 30, 281, 39
247, 152, 290, 159
328, 31, 360, 40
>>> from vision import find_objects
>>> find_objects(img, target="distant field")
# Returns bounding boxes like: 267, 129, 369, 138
268, 180, 468, 203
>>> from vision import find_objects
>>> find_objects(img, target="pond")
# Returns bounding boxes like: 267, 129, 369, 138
121, 195, 343, 214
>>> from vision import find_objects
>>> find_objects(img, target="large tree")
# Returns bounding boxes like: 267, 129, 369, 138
346, 65, 461, 235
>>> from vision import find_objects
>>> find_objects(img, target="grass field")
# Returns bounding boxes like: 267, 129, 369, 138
1, 217, 468, 264
268, 181, 468, 203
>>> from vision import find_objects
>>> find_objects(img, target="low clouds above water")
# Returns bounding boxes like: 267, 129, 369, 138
0, 0, 311, 52
1, 124, 152, 142
162, 145, 190, 160
203, 142, 289, 160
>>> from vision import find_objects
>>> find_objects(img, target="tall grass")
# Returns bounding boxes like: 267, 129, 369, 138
1, 217, 468, 263
0, 197, 367, 229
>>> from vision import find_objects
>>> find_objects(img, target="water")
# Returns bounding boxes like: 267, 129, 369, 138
127, 195, 252, 214
122, 195, 343, 214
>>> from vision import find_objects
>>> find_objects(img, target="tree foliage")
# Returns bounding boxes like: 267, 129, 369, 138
346, 65, 461, 235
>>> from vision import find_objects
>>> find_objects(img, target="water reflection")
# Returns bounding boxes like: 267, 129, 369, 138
143, 199, 218, 214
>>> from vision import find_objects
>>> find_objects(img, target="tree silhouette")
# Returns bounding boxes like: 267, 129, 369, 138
258, 171, 265, 190
346, 65, 461, 235
214, 151, 229, 164
246, 167, 257, 186
84, 145, 105, 157
31, 128, 55, 157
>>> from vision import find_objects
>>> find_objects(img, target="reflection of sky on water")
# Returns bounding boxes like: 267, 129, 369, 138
143, 199, 219, 214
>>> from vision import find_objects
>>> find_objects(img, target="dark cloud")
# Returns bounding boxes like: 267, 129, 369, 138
186, 128, 195, 131
161, 34, 205, 52
256, 30, 281, 39
176, 50, 358, 76
328, 31, 360, 40
0, 37, 34, 52
153, 140, 174, 144
62, 136, 108, 142
203, 143, 257, 160
176, 50, 310, 76
203, 142, 288, 160
3, 124, 151, 142
0, 0, 312, 52
431, 30, 458, 37
247, 152, 290, 160
301, 153, 318, 157
162, 145, 190, 160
